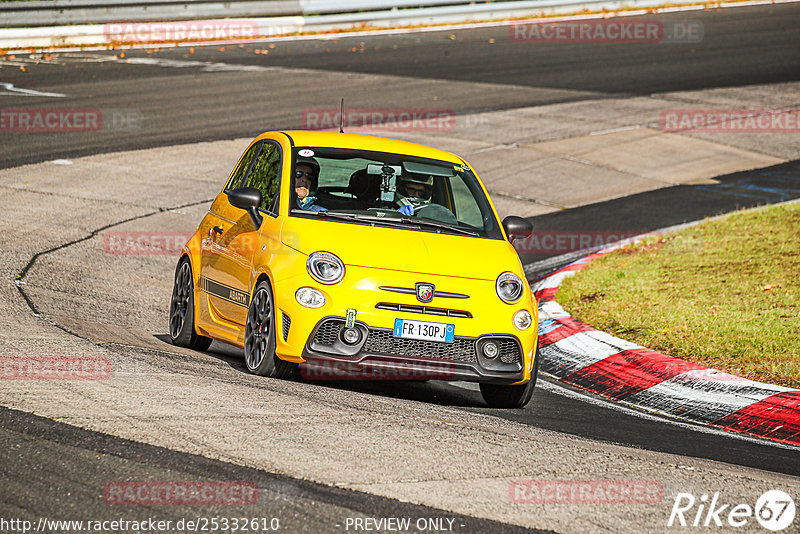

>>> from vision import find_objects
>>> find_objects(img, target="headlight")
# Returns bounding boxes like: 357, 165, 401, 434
513, 310, 533, 330
296, 287, 326, 308
496, 272, 523, 303
306, 252, 345, 284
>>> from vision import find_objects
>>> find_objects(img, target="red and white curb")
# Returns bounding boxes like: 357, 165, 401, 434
532, 251, 800, 447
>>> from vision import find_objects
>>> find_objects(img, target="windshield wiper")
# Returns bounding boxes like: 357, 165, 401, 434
293, 210, 415, 229
292, 210, 479, 236
398, 217, 480, 237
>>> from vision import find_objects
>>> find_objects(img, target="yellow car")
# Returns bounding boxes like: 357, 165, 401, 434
169, 131, 538, 407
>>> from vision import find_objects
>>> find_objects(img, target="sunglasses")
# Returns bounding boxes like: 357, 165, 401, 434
295, 170, 316, 179
405, 184, 429, 196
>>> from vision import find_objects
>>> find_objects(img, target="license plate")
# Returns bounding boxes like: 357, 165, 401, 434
393, 318, 455, 343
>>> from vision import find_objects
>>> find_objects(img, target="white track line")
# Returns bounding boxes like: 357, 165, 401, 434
0, 82, 66, 98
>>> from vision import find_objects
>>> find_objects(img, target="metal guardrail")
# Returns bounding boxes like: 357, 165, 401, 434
301, 0, 473, 13
0, 0, 477, 27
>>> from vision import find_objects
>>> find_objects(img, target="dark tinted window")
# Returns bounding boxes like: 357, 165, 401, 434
246, 142, 282, 212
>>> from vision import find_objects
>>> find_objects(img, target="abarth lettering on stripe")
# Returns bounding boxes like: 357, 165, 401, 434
200, 276, 250, 308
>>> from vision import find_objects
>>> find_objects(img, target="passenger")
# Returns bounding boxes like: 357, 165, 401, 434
294, 156, 327, 212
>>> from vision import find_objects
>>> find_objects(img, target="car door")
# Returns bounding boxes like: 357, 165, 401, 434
199, 140, 283, 333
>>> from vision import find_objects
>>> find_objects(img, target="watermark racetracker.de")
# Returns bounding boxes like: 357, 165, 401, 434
1, 108, 143, 132
104, 229, 645, 257
513, 230, 642, 255
0, 356, 111, 380
104, 481, 259, 506
103, 20, 260, 44
302, 108, 456, 132
510, 480, 664, 504
0, 516, 280, 533
300, 360, 457, 381
509, 18, 703, 43
660, 109, 800, 133
102, 231, 299, 256
104, 231, 193, 256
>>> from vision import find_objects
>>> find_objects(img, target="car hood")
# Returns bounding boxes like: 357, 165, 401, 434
283, 217, 517, 281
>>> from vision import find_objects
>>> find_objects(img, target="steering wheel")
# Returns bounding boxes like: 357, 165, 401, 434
414, 203, 458, 223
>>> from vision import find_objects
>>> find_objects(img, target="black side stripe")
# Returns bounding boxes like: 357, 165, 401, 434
200, 276, 250, 308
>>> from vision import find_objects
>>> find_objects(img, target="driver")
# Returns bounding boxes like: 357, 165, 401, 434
294, 156, 327, 212
395, 174, 433, 216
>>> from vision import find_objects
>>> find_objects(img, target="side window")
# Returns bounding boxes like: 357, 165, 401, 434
450, 176, 484, 229
246, 141, 282, 213
226, 142, 262, 191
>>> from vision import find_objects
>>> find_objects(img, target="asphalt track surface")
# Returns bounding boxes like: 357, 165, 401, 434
517, 158, 800, 264
2, 3, 800, 529
0, 406, 538, 533
1, 3, 799, 168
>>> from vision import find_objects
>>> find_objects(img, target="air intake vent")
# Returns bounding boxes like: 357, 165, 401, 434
375, 303, 472, 318
281, 313, 291, 342
363, 328, 478, 363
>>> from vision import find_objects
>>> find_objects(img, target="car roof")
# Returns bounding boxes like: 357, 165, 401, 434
269, 130, 464, 164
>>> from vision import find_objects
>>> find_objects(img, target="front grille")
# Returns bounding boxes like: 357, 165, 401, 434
310, 319, 521, 368
281, 313, 291, 342
497, 338, 523, 365
375, 302, 472, 318
314, 320, 341, 345
379, 286, 469, 299
362, 328, 477, 363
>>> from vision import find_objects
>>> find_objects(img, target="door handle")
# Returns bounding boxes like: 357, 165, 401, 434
209, 226, 223, 238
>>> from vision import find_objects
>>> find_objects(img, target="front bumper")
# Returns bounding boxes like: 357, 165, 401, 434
300, 316, 527, 384
270, 262, 538, 383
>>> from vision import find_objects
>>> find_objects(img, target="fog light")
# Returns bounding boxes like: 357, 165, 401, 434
482, 341, 499, 359
513, 310, 533, 330
341, 328, 361, 345
295, 287, 325, 308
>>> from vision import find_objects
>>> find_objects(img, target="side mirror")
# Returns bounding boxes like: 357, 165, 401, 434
227, 187, 263, 229
502, 216, 533, 243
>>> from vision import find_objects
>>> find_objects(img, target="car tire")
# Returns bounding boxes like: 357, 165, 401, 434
169, 258, 213, 351
479, 348, 539, 408
244, 280, 297, 379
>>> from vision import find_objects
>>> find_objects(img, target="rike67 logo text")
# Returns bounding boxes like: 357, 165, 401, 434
668, 490, 795, 531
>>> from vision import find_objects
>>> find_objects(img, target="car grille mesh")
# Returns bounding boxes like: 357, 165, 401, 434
311, 319, 522, 366
313, 320, 341, 346
281, 313, 291, 342
497, 338, 522, 365
362, 328, 477, 363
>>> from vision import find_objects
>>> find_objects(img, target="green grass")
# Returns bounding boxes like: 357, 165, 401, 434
558, 203, 800, 388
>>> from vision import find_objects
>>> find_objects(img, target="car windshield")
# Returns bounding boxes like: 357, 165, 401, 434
289, 147, 503, 239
